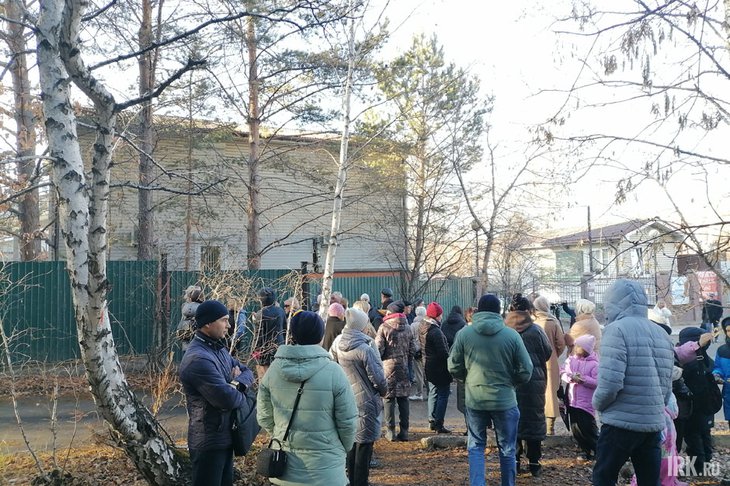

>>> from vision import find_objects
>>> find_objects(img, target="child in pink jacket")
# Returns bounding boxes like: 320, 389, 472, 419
560, 334, 599, 460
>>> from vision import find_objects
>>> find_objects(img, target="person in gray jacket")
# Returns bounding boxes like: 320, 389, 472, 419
592, 279, 674, 486
331, 307, 386, 486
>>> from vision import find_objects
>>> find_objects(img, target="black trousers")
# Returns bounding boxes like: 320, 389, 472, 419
683, 412, 714, 473
189, 447, 233, 486
568, 406, 598, 455
592, 424, 660, 486
347, 441, 374, 486
517, 439, 542, 464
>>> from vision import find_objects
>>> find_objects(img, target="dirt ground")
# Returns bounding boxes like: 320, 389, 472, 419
2, 432, 725, 485
0, 365, 726, 485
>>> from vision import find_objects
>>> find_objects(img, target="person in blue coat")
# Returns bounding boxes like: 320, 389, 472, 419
713, 317, 730, 428
179, 300, 256, 486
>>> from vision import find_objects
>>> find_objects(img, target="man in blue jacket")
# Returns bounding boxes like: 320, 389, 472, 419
592, 280, 674, 486
180, 300, 255, 486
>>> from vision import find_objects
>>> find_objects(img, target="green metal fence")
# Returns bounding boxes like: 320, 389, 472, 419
0, 262, 474, 363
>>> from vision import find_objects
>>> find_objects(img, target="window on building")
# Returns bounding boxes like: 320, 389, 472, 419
590, 247, 615, 276
201, 245, 221, 272
555, 250, 584, 277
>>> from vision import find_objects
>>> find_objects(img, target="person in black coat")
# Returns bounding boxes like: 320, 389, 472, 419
442, 305, 467, 347
703, 295, 723, 334
418, 302, 452, 434
252, 287, 286, 379
505, 296, 552, 477
677, 327, 715, 474
373, 288, 394, 331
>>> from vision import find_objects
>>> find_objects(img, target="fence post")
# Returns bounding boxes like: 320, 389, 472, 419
580, 273, 594, 301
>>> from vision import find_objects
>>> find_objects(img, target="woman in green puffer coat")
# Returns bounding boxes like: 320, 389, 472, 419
257, 311, 358, 486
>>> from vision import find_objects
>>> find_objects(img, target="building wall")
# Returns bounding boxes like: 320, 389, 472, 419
95, 126, 403, 271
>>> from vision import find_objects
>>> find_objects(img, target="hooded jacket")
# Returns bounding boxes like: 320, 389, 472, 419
179, 332, 245, 451
532, 310, 566, 420
448, 311, 533, 411
257, 344, 358, 486
375, 313, 417, 398
592, 279, 674, 432
331, 328, 386, 444
505, 311, 552, 440
418, 317, 452, 387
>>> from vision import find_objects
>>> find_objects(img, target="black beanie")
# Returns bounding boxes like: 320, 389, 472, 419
478, 294, 501, 314
289, 311, 325, 345
195, 300, 229, 328
387, 300, 405, 314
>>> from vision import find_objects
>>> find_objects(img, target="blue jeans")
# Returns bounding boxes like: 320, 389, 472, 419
592, 424, 661, 486
427, 382, 451, 425
466, 406, 520, 486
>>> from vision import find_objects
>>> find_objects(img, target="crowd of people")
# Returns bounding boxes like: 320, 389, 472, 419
176, 281, 728, 486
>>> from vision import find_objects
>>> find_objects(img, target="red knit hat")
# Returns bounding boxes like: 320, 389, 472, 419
426, 302, 443, 319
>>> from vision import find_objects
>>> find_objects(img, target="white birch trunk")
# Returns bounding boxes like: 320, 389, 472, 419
37, 1, 185, 483
319, 10, 356, 319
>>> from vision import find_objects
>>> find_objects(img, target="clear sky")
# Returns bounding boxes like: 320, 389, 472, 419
374, 0, 730, 234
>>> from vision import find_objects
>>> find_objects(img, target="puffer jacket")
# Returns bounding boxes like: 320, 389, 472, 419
418, 317, 452, 387
179, 332, 244, 451
257, 344, 358, 486
505, 311, 552, 441
561, 353, 599, 416
375, 313, 416, 398
592, 279, 674, 432
331, 328, 386, 444
448, 311, 533, 411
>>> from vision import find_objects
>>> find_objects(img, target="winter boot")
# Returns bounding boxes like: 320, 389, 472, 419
529, 463, 542, 477
429, 420, 437, 431
396, 429, 409, 442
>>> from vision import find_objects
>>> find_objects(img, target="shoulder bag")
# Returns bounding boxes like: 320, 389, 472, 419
256, 380, 307, 478
231, 389, 260, 456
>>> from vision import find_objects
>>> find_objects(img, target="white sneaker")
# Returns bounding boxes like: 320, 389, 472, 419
408, 395, 422, 401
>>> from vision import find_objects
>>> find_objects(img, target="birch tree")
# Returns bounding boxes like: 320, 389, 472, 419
25, 0, 256, 481
318, 5, 357, 316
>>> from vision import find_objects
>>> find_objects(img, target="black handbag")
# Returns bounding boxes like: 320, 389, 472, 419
256, 380, 307, 478
231, 389, 260, 457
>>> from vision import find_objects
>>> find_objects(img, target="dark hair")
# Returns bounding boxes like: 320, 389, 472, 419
509, 294, 532, 312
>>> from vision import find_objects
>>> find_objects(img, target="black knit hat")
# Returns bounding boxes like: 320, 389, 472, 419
478, 294, 501, 314
289, 311, 325, 345
381, 288, 394, 298
387, 300, 405, 314
195, 300, 229, 328
258, 287, 276, 307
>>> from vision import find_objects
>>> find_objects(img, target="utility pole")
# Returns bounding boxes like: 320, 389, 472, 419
587, 206, 594, 274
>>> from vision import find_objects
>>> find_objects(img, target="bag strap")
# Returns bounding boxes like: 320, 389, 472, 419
269, 380, 307, 447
